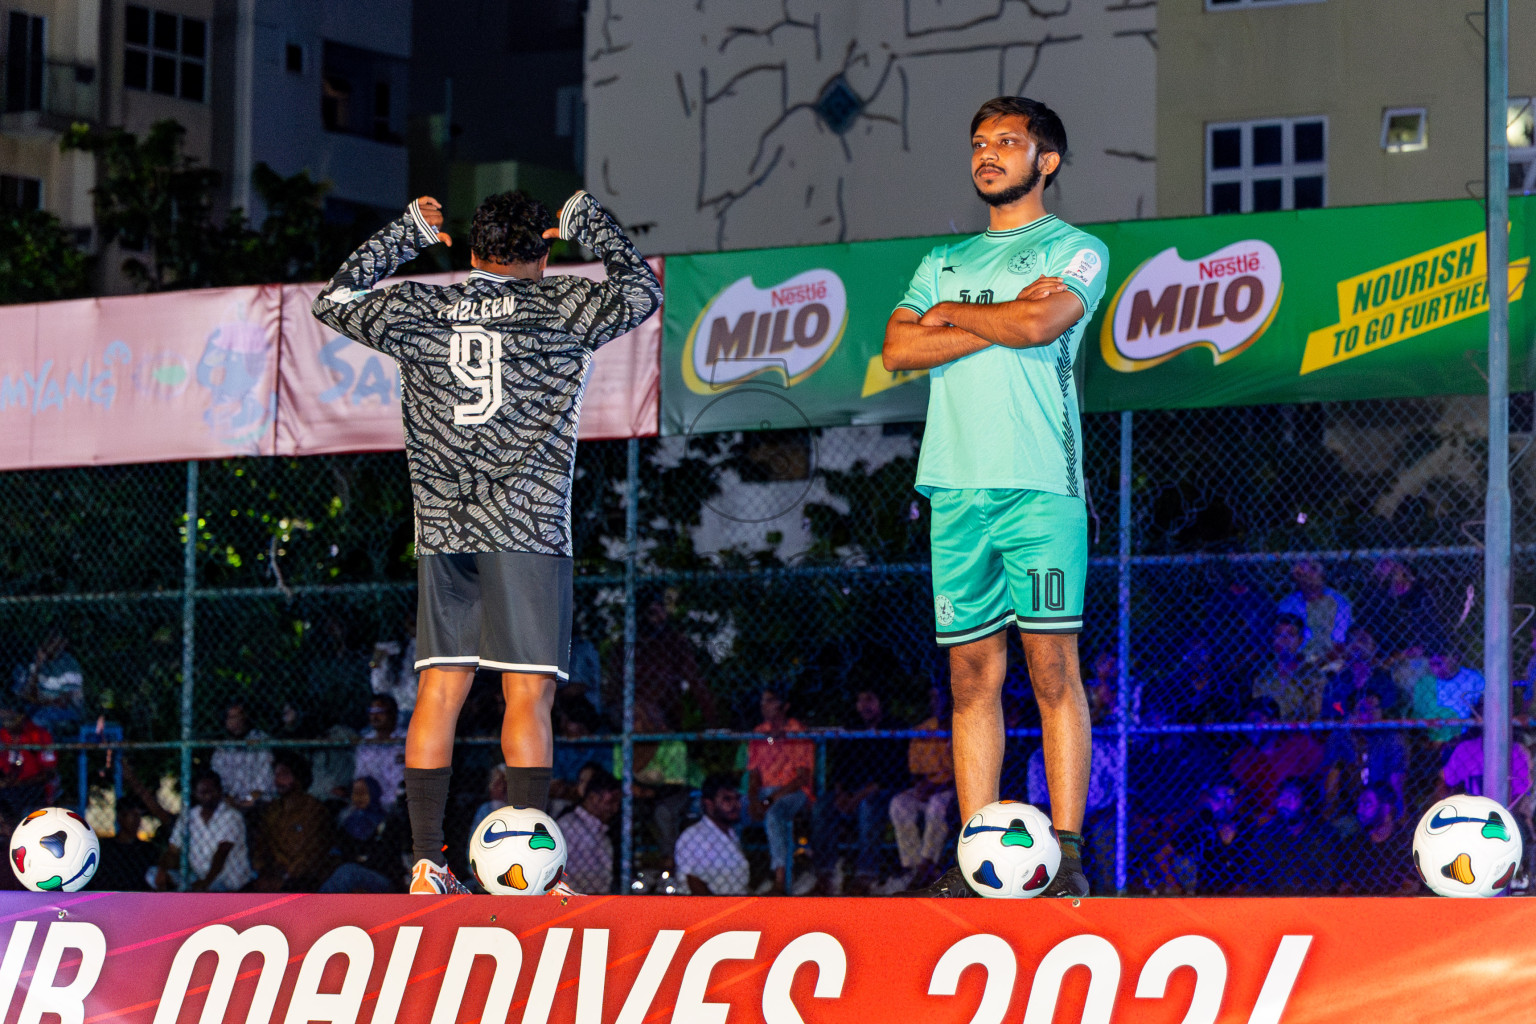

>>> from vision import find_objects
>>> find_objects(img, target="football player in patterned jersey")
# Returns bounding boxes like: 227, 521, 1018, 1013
883, 96, 1110, 898
313, 189, 660, 894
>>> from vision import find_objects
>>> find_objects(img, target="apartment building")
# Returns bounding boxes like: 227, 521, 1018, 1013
1159, 0, 1536, 218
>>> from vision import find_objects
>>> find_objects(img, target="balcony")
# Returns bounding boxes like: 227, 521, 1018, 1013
0, 59, 99, 137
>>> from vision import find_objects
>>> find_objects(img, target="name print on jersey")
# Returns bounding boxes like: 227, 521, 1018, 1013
449, 326, 503, 425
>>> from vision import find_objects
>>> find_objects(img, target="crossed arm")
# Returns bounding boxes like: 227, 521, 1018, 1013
881, 276, 1086, 372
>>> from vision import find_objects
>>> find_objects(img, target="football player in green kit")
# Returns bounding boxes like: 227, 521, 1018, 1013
884, 96, 1110, 898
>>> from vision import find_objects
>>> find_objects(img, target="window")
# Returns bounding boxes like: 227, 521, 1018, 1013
285, 43, 303, 74
0, 174, 42, 210
1206, 116, 1326, 214
1513, 99, 1536, 196
1381, 108, 1427, 154
5, 11, 45, 113
1207, 0, 1326, 9
319, 40, 403, 143
124, 5, 206, 102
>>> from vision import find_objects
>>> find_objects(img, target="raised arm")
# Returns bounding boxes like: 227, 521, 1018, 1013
310, 197, 449, 355
543, 191, 662, 349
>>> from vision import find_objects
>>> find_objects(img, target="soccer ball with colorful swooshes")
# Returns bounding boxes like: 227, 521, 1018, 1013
1413, 795, 1524, 898
469, 806, 567, 895
9, 807, 100, 892
955, 800, 1059, 898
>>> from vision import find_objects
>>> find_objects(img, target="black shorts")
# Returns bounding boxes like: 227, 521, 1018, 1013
414, 551, 572, 679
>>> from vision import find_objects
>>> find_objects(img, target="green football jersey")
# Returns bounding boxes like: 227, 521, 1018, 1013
897, 214, 1109, 499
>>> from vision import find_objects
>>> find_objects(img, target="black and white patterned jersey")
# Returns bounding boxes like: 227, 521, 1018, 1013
311, 192, 661, 557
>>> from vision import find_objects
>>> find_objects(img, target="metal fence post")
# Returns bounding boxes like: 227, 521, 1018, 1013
1484, 0, 1512, 806
179, 459, 198, 890
620, 438, 639, 887
1115, 411, 1132, 894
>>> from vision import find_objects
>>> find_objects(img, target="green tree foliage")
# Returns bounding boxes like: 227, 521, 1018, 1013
0, 208, 92, 304
61, 118, 357, 291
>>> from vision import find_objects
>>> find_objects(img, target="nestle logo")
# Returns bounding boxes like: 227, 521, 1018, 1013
1198, 252, 1263, 280
770, 281, 828, 307
682, 270, 848, 393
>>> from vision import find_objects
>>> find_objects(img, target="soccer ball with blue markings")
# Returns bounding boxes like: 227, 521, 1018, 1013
469, 806, 567, 895
1413, 795, 1524, 898
955, 800, 1059, 898
9, 807, 100, 893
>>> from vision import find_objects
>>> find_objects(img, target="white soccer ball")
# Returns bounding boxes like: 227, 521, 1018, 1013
1413, 795, 1524, 898
9, 807, 101, 893
468, 806, 567, 895
955, 800, 1060, 898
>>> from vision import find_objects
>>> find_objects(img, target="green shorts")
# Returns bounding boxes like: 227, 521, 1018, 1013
929, 488, 1086, 644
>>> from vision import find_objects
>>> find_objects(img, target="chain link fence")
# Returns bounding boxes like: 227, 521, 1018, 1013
2, 395, 1532, 895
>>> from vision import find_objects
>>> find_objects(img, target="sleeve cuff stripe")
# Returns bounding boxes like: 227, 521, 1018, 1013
407, 201, 435, 241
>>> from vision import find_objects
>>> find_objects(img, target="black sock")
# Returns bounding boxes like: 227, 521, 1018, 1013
1057, 830, 1086, 864
405, 766, 452, 866
505, 766, 552, 812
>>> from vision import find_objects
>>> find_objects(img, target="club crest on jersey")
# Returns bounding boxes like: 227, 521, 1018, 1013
935, 595, 956, 627
682, 270, 848, 393
1007, 249, 1040, 276
1101, 240, 1283, 372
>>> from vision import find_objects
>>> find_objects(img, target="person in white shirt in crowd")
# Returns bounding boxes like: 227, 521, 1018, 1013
1277, 559, 1352, 666
369, 623, 419, 722
354, 694, 408, 809
151, 770, 254, 892
676, 774, 750, 896
559, 769, 621, 894
210, 699, 273, 808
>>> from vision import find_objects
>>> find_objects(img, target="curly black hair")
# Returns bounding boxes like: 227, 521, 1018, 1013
469, 190, 555, 266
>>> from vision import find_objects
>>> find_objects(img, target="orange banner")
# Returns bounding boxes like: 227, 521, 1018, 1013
0, 891, 1530, 1023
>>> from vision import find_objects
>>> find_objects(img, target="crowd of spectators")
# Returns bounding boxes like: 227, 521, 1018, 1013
6, 556, 1536, 897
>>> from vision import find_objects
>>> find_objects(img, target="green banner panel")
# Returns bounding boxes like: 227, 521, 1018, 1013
660, 197, 1533, 433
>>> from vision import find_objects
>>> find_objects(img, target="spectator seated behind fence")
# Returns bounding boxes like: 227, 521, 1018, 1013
1160, 778, 1253, 896
1321, 692, 1407, 824
1356, 558, 1445, 671
888, 687, 955, 892
321, 776, 409, 894
152, 770, 255, 892
1228, 698, 1323, 825
607, 594, 718, 732
676, 774, 750, 896
812, 686, 905, 896
1277, 558, 1352, 666
210, 699, 274, 809
559, 769, 622, 895
1249, 777, 1333, 895
354, 693, 407, 810
1436, 707, 1534, 811
621, 700, 693, 871
1334, 783, 1419, 895
0, 692, 58, 819
12, 630, 84, 735
92, 796, 158, 892
746, 687, 815, 896
1250, 615, 1324, 722
1412, 645, 1486, 747
1322, 626, 1402, 719
551, 692, 607, 818
369, 620, 419, 722
253, 753, 337, 892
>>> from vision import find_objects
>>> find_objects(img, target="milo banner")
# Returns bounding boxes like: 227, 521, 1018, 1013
662, 238, 942, 435
1087, 196, 1532, 411
661, 198, 1533, 431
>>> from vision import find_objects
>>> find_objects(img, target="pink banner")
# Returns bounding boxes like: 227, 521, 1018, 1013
0, 287, 281, 470
0, 262, 661, 472
275, 261, 663, 456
